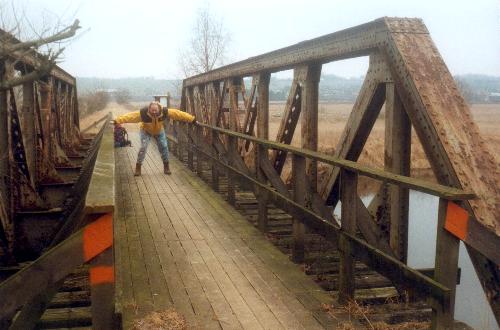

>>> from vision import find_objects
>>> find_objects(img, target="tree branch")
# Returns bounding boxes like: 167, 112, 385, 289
0, 19, 80, 58
0, 47, 64, 90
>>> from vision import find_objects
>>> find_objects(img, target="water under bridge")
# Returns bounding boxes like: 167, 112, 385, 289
0, 17, 498, 329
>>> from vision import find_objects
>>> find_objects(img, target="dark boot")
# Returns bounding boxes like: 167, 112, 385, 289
134, 163, 141, 176
163, 161, 172, 175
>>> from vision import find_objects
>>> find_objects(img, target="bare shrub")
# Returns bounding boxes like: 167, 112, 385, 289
114, 88, 131, 105
78, 90, 110, 117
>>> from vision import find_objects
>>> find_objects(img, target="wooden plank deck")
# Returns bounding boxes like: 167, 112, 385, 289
114, 133, 339, 329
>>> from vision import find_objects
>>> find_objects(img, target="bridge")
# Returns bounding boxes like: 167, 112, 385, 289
0, 17, 498, 329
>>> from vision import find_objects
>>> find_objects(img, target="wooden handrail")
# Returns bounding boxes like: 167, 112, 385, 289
195, 123, 475, 200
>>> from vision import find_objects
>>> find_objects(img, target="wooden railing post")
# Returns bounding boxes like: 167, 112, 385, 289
226, 79, 239, 206
174, 122, 181, 160
89, 214, 115, 330
385, 82, 411, 263
187, 88, 195, 168
256, 73, 270, 231
187, 124, 194, 168
291, 154, 306, 263
432, 199, 460, 329
169, 120, 177, 156
338, 169, 358, 304
196, 127, 203, 177
210, 82, 220, 191
300, 64, 321, 195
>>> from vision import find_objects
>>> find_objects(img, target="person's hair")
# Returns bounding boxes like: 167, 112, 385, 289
148, 102, 162, 110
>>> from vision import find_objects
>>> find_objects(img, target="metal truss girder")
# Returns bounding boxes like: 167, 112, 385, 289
383, 21, 499, 264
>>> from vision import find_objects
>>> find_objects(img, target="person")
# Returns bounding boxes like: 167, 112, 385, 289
114, 101, 196, 176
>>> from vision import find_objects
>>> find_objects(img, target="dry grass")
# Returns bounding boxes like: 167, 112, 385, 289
371, 321, 430, 329
132, 309, 188, 330
252, 102, 498, 195
322, 299, 430, 330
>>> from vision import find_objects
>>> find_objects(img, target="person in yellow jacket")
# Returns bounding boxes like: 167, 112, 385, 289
114, 101, 196, 176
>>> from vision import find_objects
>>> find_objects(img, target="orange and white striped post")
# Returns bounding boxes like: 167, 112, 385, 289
82, 213, 115, 329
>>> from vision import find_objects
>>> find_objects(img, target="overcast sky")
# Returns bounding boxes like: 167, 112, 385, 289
10, 0, 500, 78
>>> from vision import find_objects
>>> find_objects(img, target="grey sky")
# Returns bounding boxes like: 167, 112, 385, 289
17, 0, 500, 78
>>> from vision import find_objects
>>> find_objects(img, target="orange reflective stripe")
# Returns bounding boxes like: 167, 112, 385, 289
83, 213, 113, 262
90, 266, 114, 285
444, 201, 469, 240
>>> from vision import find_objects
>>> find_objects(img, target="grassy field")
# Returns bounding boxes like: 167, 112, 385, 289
265, 102, 499, 193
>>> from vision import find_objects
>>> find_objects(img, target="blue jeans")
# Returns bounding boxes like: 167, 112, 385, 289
137, 129, 169, 164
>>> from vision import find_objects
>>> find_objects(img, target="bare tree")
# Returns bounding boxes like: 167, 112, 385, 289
179, 4, 230, 77
0, 0, 81, 90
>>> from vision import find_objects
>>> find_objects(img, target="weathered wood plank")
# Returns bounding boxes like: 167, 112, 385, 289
193, 239, 264, 329
180, 239, 244, 329
38, 307, 92, 328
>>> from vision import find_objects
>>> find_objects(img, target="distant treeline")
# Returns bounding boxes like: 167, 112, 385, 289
76, 74, 500, 104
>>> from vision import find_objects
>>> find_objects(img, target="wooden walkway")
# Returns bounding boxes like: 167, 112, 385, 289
114, 133, 338, 329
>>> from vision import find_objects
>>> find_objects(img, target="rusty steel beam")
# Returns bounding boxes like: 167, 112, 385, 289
0, 28, 81, 264
381, 19, 499, 265
183, 19, 391, 86
271, 72, 301, 174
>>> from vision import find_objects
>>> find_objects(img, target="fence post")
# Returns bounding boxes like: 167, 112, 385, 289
186, 88, 195, 168
432, 198, 460, 329
170, 121, 177, 156
196, 127, 203, 177
226, 79, 239, 206
210, 82, 220, 191
385, 82, 411, 263
338, 169, 357, 304
291, 154, 306, 263
256, 73, 270, 232
90, 245, 115, 329
177, 123, 183, 160
186, 123, 194, 169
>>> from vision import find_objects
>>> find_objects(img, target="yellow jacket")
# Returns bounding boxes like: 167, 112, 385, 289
115, 107, 195, 136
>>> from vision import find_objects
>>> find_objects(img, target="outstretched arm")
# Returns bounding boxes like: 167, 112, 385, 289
167, 108, 196, 123
115, 111, 141, 124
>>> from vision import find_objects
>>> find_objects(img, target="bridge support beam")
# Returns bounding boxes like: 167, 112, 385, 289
256, 73, 270, 232
210, 82, 220, 192
385, 82, 411, 263
338, 169, 358, 304
432, 199, 460, 329
227, 79, 239, 206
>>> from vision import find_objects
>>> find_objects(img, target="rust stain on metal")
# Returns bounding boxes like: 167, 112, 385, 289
385, 18, 499, 236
